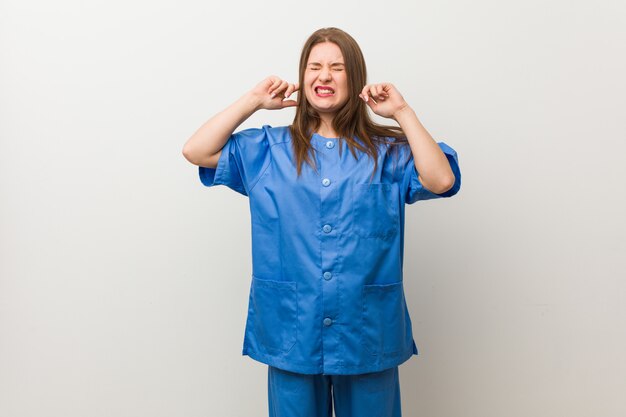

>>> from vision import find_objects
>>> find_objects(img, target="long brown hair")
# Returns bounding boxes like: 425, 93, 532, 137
289, 27, 408, 181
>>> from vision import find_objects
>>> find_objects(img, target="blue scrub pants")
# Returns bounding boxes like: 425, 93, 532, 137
267, 365, 402, 417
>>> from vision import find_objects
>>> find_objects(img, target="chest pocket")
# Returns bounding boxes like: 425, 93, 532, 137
352, 182, 399, 239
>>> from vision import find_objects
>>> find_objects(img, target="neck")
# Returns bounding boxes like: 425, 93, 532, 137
316, 115, 337, 138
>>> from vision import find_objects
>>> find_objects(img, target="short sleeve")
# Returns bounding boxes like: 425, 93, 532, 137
198, 124, 271, 197
403, 141, 461, 204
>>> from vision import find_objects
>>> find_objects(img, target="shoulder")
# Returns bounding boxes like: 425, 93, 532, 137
369, 134, 410, 159
235, 124, 292, 146
268, 125, 293, 146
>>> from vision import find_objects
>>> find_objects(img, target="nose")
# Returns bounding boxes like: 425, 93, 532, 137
319, 67, 332, 81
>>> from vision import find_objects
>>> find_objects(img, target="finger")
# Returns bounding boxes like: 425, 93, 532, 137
360, 84, 370, 99
268, 78, 284, 96
284, 82, 296, 98
368, 85, 378, 103
279, 80, 289, 92
378, 84, 389, 100
290, 83, 300, 95
381, 84, 391, 98
281, 100, 298, 108
360, 84, 376, 103
370, 85, 376, 98
369, 85, 378, 99
270, 80, 288, 98
267, 75, 281, 89
375, 84, 382, 96
267, 80, 280, 96
269, 80, 285, 97
284, 84, 293, 98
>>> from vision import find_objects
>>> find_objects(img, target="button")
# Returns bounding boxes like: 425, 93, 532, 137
323, 271, 332, 280
322, 178, 331, 186
322, 224, 332, 233
323, 318, 332, 326
325, 140, 335, 149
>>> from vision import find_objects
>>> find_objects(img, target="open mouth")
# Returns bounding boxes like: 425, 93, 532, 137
315, 86, 335, 97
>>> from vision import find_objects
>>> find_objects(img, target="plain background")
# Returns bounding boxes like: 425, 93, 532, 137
1, 0, 625, 416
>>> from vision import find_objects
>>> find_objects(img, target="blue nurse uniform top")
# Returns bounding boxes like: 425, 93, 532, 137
198, 124, 461, 375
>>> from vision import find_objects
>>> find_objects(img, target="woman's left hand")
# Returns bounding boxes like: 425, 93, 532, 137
359, 82, 410, 120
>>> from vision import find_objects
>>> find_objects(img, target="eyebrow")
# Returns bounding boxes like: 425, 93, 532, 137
307, 62, 345, 66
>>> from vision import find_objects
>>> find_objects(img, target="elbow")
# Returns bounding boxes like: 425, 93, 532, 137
432, 174, 456, 194
182, 144, 220, 168
182, 143, 199, 165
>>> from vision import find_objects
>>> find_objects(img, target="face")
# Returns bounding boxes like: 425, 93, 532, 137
303, 42, 349, 118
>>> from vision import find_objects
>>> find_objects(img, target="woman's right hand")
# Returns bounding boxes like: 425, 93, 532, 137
249, 76, 299, 111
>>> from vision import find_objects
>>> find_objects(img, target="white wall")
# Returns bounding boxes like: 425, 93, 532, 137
1, 1, 625, 416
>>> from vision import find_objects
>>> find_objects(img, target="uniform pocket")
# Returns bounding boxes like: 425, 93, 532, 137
251, 276, 298, 354
361, 281, 411, 355
352, 182, 399, 239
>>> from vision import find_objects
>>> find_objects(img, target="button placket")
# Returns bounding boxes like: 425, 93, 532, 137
318, 137, 340, 371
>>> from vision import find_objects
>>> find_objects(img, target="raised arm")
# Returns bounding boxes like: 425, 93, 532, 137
360, 82, 456, 194
182, 76, 299, 168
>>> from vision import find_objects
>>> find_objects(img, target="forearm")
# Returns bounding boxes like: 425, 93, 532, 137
182, 91, 261, 165
393, 106, 455, 193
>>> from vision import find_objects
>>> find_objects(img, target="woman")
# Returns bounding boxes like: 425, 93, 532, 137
183, 27, 461, 417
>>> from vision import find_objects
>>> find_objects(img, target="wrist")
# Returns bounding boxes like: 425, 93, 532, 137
241, 91, 263, 112
392, 104, 417, 126
392, 104, 415, 123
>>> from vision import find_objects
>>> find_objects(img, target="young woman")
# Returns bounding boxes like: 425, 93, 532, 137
183, 27, 461, 417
